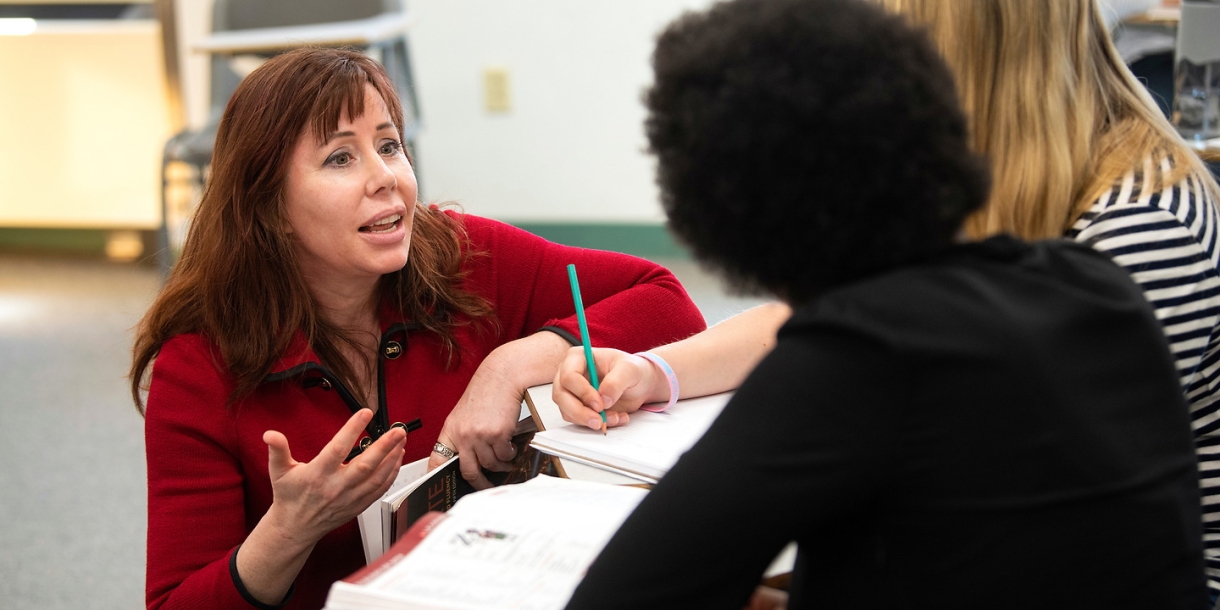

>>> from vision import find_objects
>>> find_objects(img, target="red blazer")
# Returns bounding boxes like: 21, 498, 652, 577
144, 212, 706, 609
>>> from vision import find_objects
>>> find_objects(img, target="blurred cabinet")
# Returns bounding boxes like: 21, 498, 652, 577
0, 1, 171, 229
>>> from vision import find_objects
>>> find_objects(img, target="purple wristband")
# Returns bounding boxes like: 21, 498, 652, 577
634, 352, 679, 413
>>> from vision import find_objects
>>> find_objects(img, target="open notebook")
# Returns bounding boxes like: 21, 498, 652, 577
525, 384, 733, 484
522, 385, 794, 576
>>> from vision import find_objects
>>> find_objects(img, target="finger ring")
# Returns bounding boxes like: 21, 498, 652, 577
432, 442, 457, 459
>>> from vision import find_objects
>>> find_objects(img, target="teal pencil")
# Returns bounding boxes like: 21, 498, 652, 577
566, 264, 607, 435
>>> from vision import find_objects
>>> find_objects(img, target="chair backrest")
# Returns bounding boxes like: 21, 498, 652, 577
202, 0, 408, 123
216, 0, 398, 32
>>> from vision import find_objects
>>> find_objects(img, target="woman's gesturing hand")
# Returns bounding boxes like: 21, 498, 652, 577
263, 409, 405, 543
236, 409, 406, 606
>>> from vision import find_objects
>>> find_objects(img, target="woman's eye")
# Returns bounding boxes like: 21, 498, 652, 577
326, 152, 352, 167
380, 140, 402, 156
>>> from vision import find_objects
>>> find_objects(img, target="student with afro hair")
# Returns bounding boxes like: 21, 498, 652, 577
558, 0, 1205, 608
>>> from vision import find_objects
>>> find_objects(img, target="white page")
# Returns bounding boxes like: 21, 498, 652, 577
357, 457, 430, 564
530, 390, 732, 481
332, 476, 648, 610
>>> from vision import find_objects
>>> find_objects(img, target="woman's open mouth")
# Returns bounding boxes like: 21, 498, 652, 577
359, 214, 402, 233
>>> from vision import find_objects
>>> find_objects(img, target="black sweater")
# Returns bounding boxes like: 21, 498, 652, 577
567, 236, 1206, 610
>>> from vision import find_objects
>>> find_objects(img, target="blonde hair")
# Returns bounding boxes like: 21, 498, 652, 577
876, 0, 1220, 240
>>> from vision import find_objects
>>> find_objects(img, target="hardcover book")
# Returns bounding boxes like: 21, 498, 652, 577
356, 455, 474, 564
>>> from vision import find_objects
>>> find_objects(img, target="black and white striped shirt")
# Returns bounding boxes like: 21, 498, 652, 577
1068, 155, 1220, 594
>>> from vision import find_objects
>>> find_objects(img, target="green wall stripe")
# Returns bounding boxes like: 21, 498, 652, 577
510, 222, 689, 259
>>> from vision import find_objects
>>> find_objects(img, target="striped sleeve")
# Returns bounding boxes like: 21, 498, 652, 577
1069, 157, 1220, 594
1070, 159, 1220, 394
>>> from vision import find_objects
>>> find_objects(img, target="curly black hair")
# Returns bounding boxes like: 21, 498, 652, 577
647, 0, 990, 304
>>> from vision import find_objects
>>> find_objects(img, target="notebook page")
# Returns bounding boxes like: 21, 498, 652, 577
530, 391, 732, 480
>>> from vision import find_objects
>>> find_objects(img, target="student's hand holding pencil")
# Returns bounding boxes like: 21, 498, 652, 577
552, 346, 672, 430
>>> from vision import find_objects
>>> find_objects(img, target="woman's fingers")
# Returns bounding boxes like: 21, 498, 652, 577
263, 430, 296, 481
260, 414, 409, 541
346, 427, 405, 488
435, 369, 524, 488
492, 439, 517, 462
427, 434, 456, 471
351, 426, 405, 474
355, 430, 406, 501
453, 430, 513, 488
479, 439, 514, 473
318, 409, 375, 468
459, 441, 494, 490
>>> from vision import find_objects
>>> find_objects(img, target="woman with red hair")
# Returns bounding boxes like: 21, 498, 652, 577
131, 47, 704, 610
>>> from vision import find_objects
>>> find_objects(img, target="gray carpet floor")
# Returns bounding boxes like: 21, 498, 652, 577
0, 253, 763, 609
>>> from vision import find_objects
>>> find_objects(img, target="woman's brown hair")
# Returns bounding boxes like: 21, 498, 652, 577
131, 47, 493, 412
